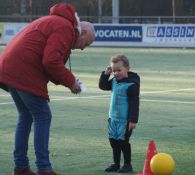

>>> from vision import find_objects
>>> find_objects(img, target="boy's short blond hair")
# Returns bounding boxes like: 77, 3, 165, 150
110, 55, 130, 69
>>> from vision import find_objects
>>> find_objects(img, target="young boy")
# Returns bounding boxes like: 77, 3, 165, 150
99, 55, 140, 173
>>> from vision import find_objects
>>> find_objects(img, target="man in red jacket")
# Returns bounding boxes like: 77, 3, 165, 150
0, 3, 95, 175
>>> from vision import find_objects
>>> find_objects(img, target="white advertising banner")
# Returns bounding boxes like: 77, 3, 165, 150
0, 22, 28, 45
93, 24, 195, 47
0, 22, 195, 48
142, 24, 195, 47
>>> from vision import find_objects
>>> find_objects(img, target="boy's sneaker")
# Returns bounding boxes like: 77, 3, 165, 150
117, 164, 133, 173
105, 163, 120, 172
12, 168, 36, 175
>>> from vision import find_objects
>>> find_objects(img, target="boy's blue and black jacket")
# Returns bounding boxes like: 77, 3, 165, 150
99, 71, 140, 123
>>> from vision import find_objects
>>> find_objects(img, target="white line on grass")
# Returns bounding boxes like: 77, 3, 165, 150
1, 87, 195, 98
142, 99, 195, 104
50, 96, 195, 104
0, 102, 14, 105
51, 95, 110, 101
1, 97, 195, 105
1, 88, 195, 105
0, 94, 10, 97
141, 88, 195, 94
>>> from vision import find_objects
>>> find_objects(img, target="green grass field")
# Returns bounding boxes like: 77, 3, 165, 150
0, 47, 195, 175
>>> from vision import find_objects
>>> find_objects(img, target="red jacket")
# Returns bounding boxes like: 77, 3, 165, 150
0, 3, 80, 100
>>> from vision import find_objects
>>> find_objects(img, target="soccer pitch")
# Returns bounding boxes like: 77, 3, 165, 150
0, 47, 195, 175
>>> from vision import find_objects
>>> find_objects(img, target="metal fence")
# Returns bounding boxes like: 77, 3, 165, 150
0, 15, 195, 24
81, 16, 195, 24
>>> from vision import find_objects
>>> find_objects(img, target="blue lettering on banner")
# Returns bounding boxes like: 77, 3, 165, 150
180, 27, 186, 37
5, 29, 14, 35
186, 26, 194, 37
147, 26, 195, 38
157, 27, 165, 37
166, 27, 172, 37
94, 25, 142, 42
173, 27, 180, 37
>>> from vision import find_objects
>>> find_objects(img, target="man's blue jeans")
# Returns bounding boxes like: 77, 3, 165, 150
9, 88, 52, 171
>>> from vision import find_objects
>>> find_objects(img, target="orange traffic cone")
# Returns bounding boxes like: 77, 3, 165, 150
137, 140, 157, 175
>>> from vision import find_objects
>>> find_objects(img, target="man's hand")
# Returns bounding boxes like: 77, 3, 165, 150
70, 80, 81, 94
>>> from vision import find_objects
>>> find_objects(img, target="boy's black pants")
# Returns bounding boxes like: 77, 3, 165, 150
109, 138, 131, 166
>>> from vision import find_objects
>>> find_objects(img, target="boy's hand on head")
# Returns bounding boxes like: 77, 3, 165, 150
105, 66, 112, 75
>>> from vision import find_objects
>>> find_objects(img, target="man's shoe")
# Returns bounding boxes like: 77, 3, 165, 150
12, 168, 36, 175
117, 164, 133, 173
105, 163, 120, 172
36, 170, 58, 175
